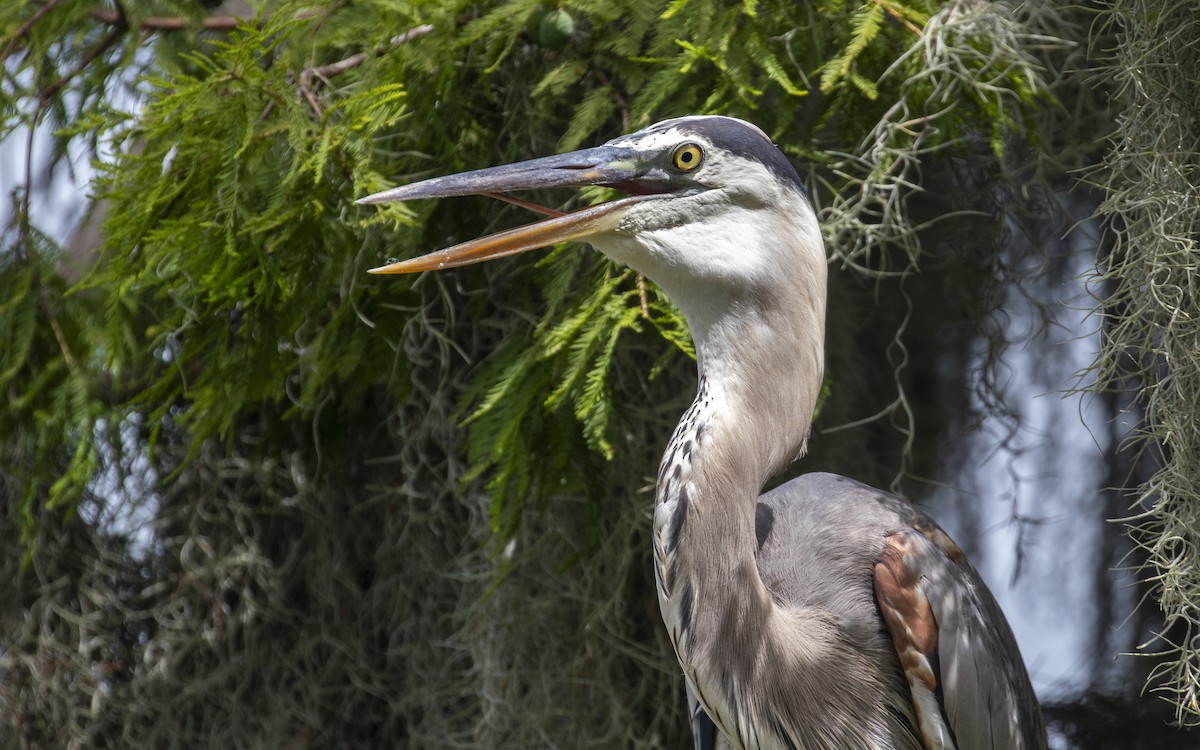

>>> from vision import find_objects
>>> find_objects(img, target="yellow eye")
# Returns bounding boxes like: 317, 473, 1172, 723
672, 143, 703, 172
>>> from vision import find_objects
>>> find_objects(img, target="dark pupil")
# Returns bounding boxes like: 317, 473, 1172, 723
681, 151, 693, 163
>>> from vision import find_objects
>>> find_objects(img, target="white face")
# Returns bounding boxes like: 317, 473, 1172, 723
589, 118, 825, 336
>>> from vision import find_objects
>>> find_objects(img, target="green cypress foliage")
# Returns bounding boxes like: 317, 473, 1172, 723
3, 0, 1048, 549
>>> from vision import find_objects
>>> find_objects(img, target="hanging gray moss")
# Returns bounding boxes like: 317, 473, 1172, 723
1093, 0, 1200, 725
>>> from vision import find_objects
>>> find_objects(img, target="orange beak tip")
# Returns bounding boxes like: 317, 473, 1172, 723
367, 262, 414, 275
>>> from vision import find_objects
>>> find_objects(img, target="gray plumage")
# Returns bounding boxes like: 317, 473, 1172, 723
359, 115, 1049, 750
739, 473, 1043, 749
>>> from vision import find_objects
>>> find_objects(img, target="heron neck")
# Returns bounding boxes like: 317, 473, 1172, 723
653, 295, 825, 664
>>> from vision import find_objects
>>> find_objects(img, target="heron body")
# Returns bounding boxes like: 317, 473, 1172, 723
360, 116, 1048, 750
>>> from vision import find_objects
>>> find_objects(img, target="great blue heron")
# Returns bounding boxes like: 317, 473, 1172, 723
359, 116, 1048, 750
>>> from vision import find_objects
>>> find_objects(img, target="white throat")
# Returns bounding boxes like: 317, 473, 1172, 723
593, 183, 827, 479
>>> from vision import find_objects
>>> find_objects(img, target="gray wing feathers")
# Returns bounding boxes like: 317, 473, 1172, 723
751, 472, 1047, 750
905, 530, 1048, 749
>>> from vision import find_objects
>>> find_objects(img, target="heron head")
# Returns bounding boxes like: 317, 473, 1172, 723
363, 117, 828, 467
359, 116, 824, 330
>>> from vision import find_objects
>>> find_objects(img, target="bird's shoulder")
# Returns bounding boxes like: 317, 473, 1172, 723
754, 471, 931, 560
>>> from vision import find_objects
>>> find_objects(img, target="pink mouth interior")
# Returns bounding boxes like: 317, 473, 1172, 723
482, 192, 565, 218
481, 181, 669, 220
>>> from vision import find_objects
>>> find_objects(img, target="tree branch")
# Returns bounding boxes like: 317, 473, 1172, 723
18, 9, 126, 251
0, 0, 66, 66
873, 0, 922, 37
297, 24, 434, 117
26, 0, 250, 33
88, 7, 244, 31
37, 19, 127, 103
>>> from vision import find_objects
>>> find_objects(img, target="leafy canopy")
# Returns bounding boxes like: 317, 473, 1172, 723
2, 0, 1042, 544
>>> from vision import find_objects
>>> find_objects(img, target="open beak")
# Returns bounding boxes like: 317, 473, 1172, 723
357, 145, 662, 274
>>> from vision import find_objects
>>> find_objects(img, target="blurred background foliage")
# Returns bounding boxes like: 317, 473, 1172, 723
0, 0, 1197, 747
